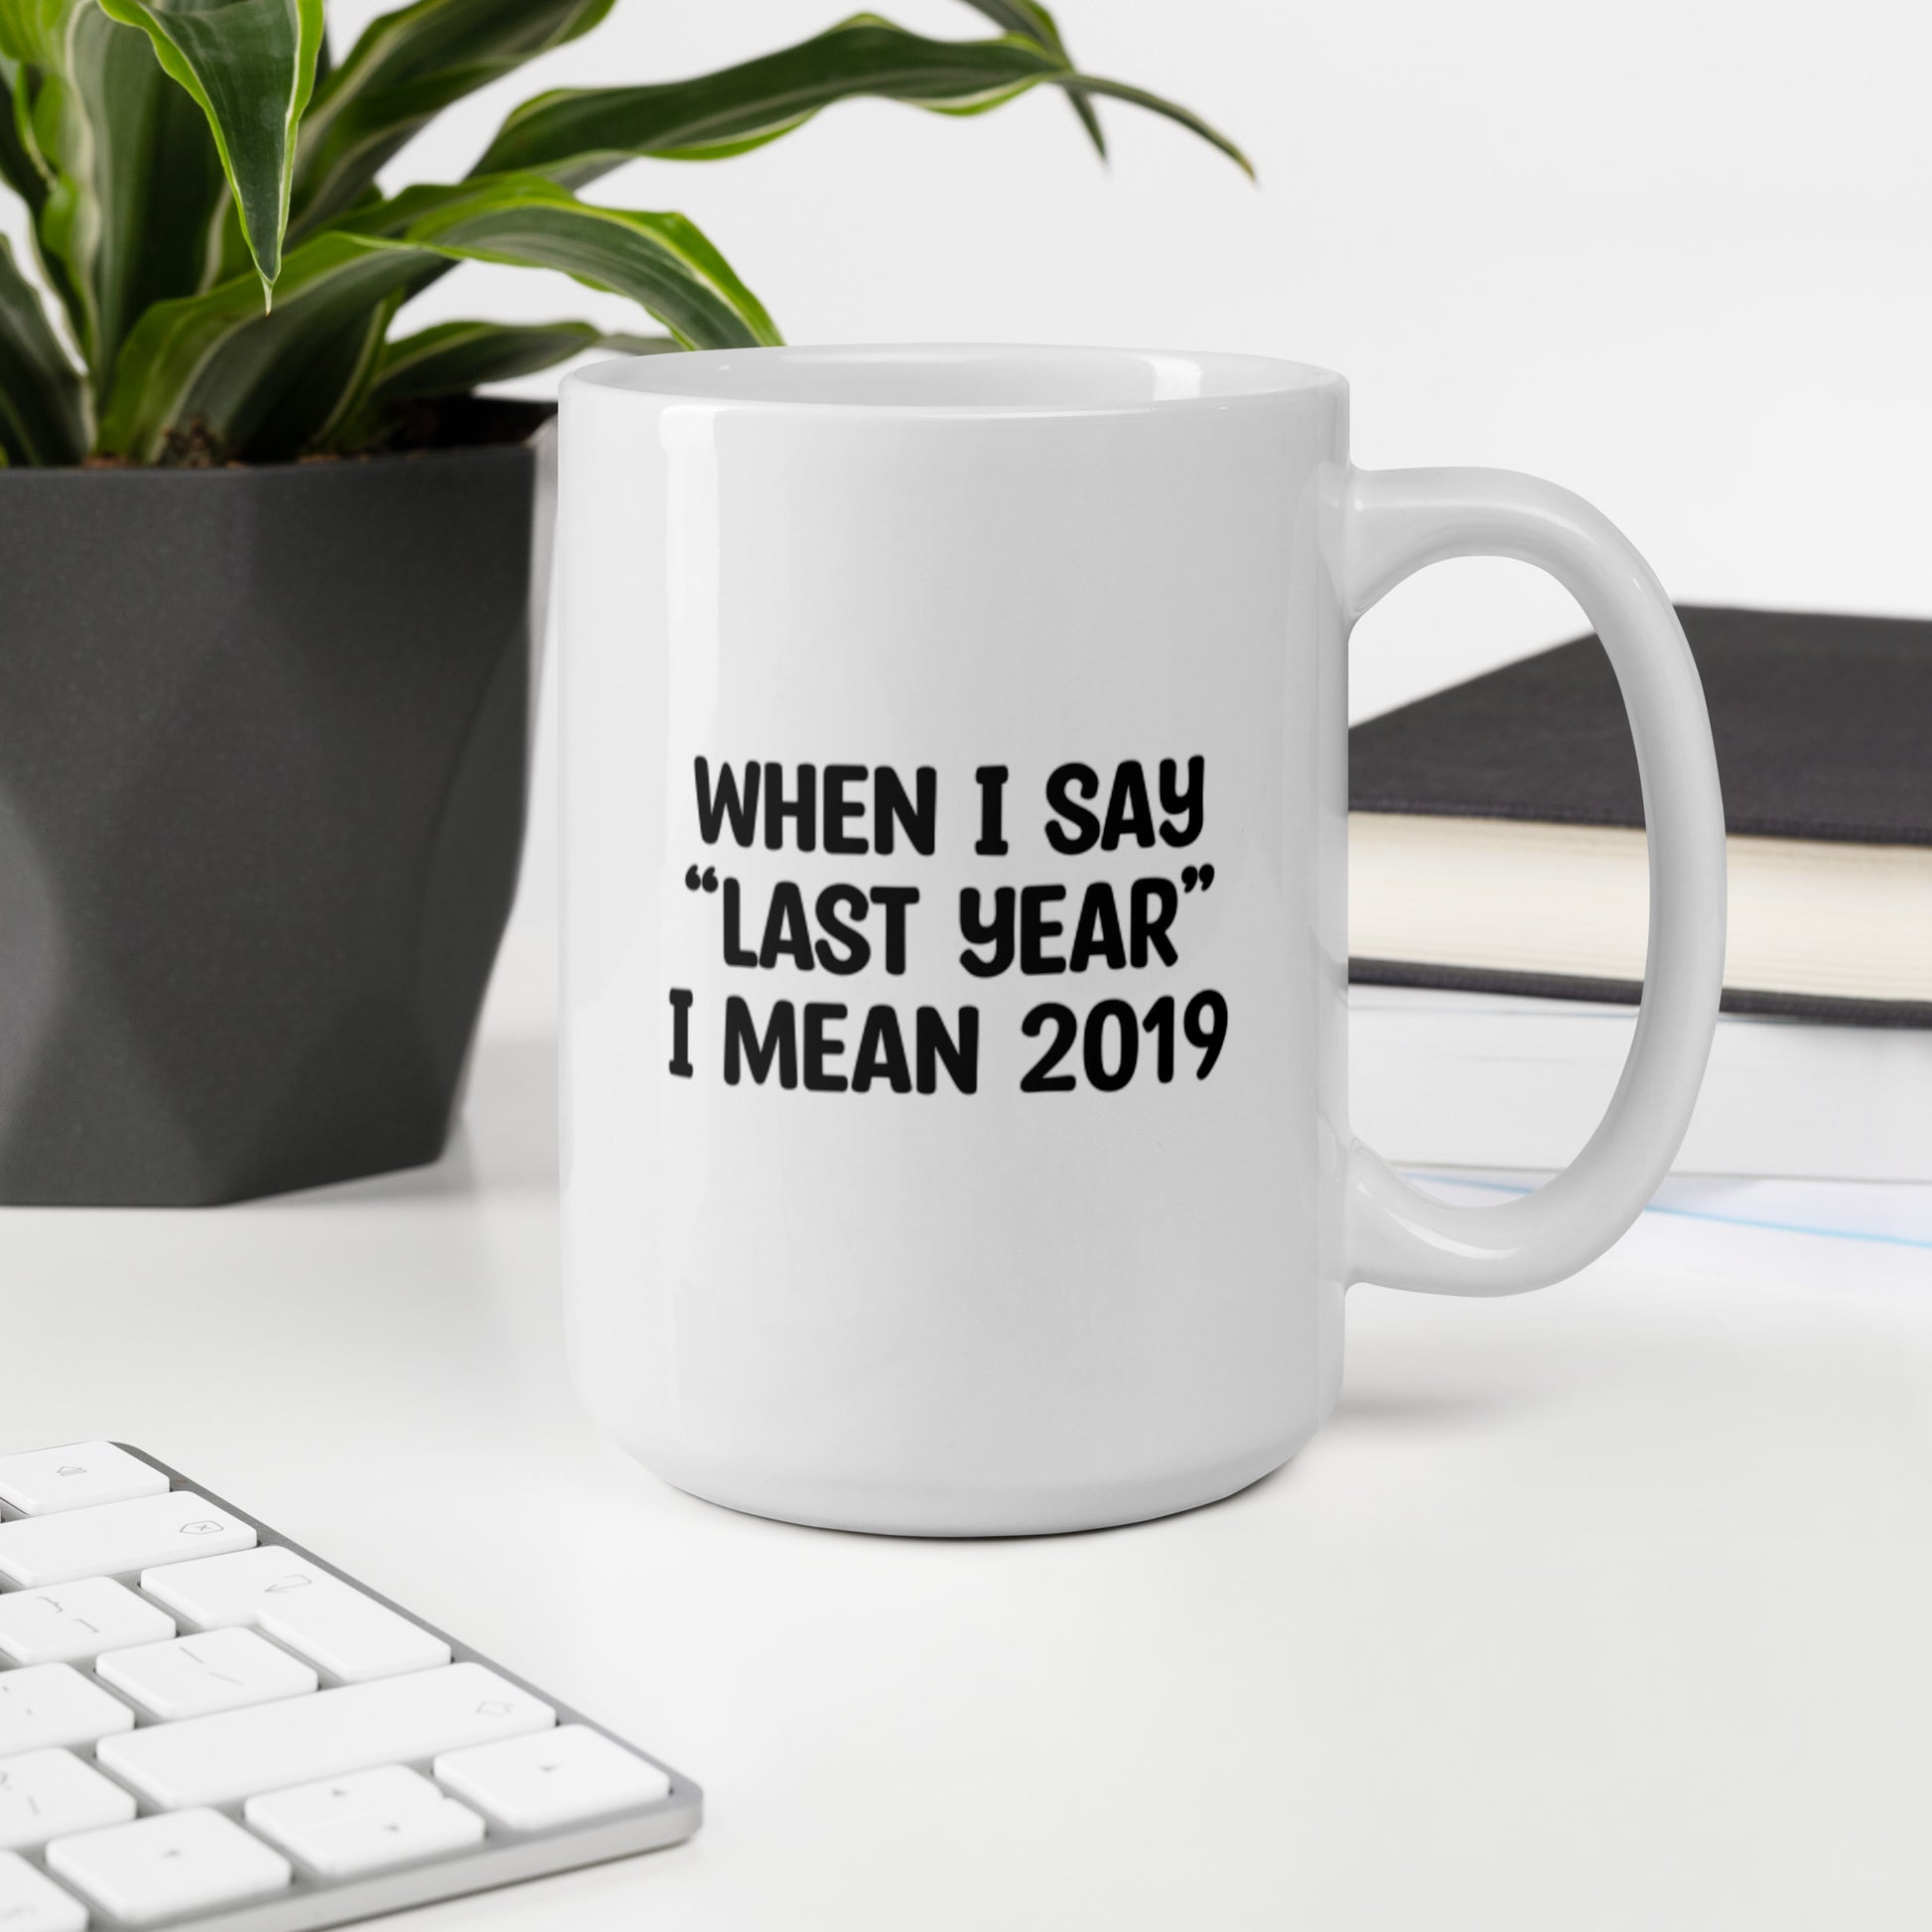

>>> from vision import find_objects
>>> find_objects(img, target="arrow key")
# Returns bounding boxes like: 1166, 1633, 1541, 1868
436, 1725, 671, 1833
47, 1810, 290, 1927
245, 1764, 443, 1841
252, 1794, 483, 1878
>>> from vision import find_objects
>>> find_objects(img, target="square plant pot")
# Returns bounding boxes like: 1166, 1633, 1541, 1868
0, 402, 553, 1204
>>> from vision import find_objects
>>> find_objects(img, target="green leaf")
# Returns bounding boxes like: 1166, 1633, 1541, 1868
372, 177, 780, 345
290, 0, 613, 238
474, 16, 1061, 182
25, 3, 231, 398
0, 229, 85, 463
368, 317, 671, 406
99, 175, 777, 462
951, 0, 1103, 155
97, 0, 326, 300
95, 228, 404, 460
326, 313, 667, 451
0, 52, 49, 209
1, 56, 87, 342
1055, 72, 1251, 178
0, 2, 69, 65
471, 13, 1248, 186
252, 285, 394, 460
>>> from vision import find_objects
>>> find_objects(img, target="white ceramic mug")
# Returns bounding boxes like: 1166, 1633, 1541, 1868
557, 345, 1725, 1537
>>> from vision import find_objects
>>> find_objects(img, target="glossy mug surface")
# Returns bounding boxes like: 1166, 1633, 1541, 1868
558, 346, 1725, 1536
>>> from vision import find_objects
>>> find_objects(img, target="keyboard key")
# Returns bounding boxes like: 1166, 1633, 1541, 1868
48, 1809, 291, 1927
0, 1575, 175, 1665
0, 1852, 86, 1932
245, 1764, 443, 1837
97, 1627, 319, 1721
437, 1725, 673, 1831
0, 1663, 136, 1755
99, 1662, 554, 1809
143, 1546, 450, 1683
0, 1491, 253, 1588
263, 1797, 485, 1878
0, 1748, 137, 1853
0, 1444, 700, 1927
0, 1443, 168, 1517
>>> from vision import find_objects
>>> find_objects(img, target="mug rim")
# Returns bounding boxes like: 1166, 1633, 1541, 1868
564, 343, 1346, 418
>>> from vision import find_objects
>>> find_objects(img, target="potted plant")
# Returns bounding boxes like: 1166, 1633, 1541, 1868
0, 0, 1244, 1205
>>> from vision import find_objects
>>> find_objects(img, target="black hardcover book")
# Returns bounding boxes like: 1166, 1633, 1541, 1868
1347, 607, 1932, 1027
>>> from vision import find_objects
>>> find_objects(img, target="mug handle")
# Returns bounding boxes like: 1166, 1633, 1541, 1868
1339, 467, 1727, 1294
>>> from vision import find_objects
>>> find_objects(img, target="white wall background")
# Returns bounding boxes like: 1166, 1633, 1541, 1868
12, 0, 1932, 931
330, 0, 1932, 667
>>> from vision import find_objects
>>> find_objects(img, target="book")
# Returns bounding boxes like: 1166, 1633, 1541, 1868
1349, 984, 1932, 1181
1347, 606, 1932, 1027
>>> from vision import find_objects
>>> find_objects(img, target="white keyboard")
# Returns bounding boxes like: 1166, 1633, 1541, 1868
0, 1445, 699, 1929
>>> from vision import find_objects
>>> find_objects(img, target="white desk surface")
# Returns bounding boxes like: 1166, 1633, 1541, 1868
4, 926, 1929, 1931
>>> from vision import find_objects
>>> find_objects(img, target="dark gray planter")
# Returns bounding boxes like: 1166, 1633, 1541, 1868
0, 403, 551, 1205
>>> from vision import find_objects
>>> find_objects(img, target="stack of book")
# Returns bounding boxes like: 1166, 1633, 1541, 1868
1347, 607, 1932, 1179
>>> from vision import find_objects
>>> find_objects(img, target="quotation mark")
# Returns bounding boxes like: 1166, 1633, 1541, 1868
684, 865, 719, 894
1181, 864, 1215, 893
